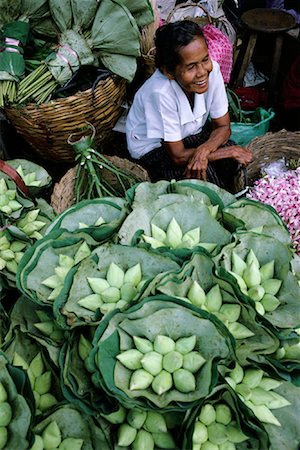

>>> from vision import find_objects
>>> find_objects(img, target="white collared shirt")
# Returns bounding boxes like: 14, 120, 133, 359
125, 60, 228, 159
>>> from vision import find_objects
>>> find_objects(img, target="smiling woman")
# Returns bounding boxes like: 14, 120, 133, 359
125, 20, 252, 192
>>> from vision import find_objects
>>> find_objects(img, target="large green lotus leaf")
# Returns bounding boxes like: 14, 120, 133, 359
59, 327, 118, 415
118, 0, 154, 27
21, 0, 49, 20
90, 296, 234, 410
46, 197, 128, 241
182, 385, 268, 450
30, 16, 60, 38
0, 354, 33, 449
91, 0, 140, 57
71, 0, 99, 31
264, 381, 300, 450
33, 404, 112, 450
174, 179, 236, 207
6, 158, 52, 196
55, 243, 180, 328
125, 180, 170, 207
99, 52, 137, 82
49, 0, 72, 31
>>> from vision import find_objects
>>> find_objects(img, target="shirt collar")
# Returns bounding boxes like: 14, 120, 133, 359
170, 79, 206, 125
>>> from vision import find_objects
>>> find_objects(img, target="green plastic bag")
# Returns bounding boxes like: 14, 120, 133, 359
230, 107, 275, 146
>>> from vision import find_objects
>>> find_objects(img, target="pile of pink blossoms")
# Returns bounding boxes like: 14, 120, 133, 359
247, 167, 300, 255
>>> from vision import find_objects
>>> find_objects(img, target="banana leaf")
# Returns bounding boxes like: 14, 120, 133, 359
0, 0, 21, 28
141, 250, 280, 365
54, 243, 180, 328
98, 52, 137, 82
45, 197, 128, 243
32, 403, 113, 450
88, 295, 235, 411
6, 159, 52, 196
118, 0, 154, 27
182, 384, 269, 449
91, 0, 140, 57
0, 353, 34, 449
71, 0, 100, 31
48, 0, 72, 31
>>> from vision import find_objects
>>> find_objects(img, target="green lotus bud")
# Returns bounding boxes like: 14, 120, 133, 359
227, 322, 255, 339
243, 261, 261, 289
261, 279, 282, 296
132, 429, 154, 450
199, 243, 217, 253
33, 391, 40, 408
78, 222, 89, 229
39, 393, 57, 412
87, 277, 109, 294
183, 351, 206, 373
181, 227, 201, 248
247, 403, 281, 426
0, 249, 14, 261
175, 335, 196, 354
101, 287, 121, 303
0, 179, 7, 194
142, 235, 165, 249
173, 368, 196, 393
207, 422, 227, 445
200, 442, 219, 450
117, 423, 137, 446
151, 370, 173, 395
127, 408, 147, 429
34, 371, 51, 395
130, 369, 154, 390
74, 242, 91, 264
94, 216, 106, 226
219, 304, 241, 323
255, 301, 265, 315
29, 352, 44, 378
5, 259, 18, 274
78, 334, 92, 362
250, 387, 276, 406
133, 336, 153, 353
42, 274, 60, 289
106, 262, 125, 288
1, 205, 12, 214
247, 285, 265, 302
165, 217, 183, 249
29, 434, 43, 450
13, 352, 28, 370
284, 342, 300, 360
54, 266, 70, 282
231, 251, 247, 277
100, 303, 116, 315
103, 405, 127, 424
246, 249, 260, 269
59, 254, 75, 269
264, 391, 291, 409
235, 383, 252, 400
152, 431, 176, 449
225, 377, 236, 390
151, 223, 167, 243
208, 204, 219, 219
199, 404, 216, 426
228, 271, 248, 294
163, 351, 183, 373
192, 421, 208, 444
243, 369, 264, 389
120, 283, 138, 302
219, 442, 236, 450
259, 260, 275, 282
0, 383, 8, 403
0, 196, 7, 208
34, 321, 54, 336
78, 294, 102, 311
258, 377, 282, 391
141, 351, 163, 376
27, 367, 35, 387
117, 299, 128, 309
229, 363, 244, 384
42, 421, 62, 449
58, 437, 84, 450
10, 241, 26, 252
206, 284, 222, 312
117, 349, 143, 370
261, 294, 280, 312
276, 347, 286, 360
9, 200, 22, 211
14, 251, 25, 263
215, 403, 232, 425
187, 281, 207, 307
144, 411, 167, 433
154, 335, 175, 355
0, 402, 12, 427
124, 263, 142, 287
225, 424, 249, 443
0, 427, 8, 450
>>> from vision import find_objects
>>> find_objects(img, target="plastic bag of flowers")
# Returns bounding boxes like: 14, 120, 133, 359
29, 403, 112, 450
117, 191, 232, 264
214, 230, 300, 330
54, 243, 180, 329
139, 249, 280, 366
221, 197, 291, 246
87, 294, 236, 411
182, 384, 269, 449
45, 197, 129, 243
16, 229, 97, 308
0, 352, 34, 449
2, 329, 63, 416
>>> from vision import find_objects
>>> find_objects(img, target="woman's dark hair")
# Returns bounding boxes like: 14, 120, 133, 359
155, 20, 205, 73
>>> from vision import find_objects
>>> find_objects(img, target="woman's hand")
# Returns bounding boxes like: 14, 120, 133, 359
185, 146, 211, 179
227, 146, 253, 166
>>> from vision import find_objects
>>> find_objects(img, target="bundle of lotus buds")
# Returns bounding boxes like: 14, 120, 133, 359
30, 421, 83, 450
16, 209, 47, 240
0, 178, 22, 215
16, 166, 42, 187
0, 232, 26, 274
0, 382, 13, 449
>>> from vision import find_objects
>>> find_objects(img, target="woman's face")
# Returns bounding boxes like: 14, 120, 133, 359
169, 36, 213, 96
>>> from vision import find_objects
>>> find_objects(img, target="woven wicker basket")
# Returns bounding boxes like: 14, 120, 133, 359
246, 129, 300, 182
4, 76, 127, 163
50, 155, 150, 214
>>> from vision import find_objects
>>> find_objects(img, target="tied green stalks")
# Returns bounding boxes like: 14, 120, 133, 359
69, 124, 139, 202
